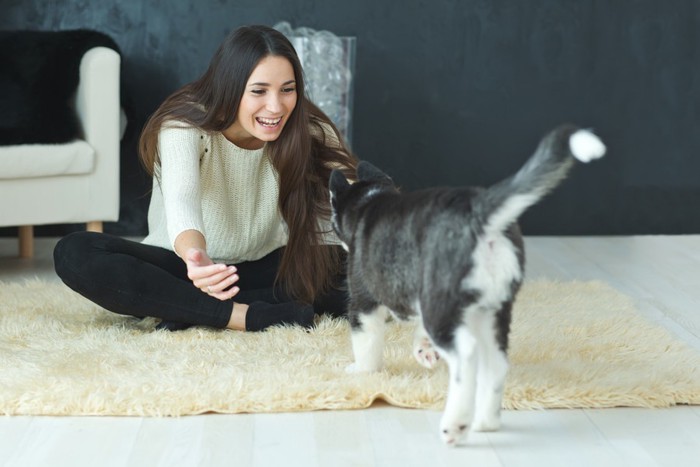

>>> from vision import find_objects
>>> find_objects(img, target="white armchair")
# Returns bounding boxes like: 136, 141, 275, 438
0, 36, 121, 257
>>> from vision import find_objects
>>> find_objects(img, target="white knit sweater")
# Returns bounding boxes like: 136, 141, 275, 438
142, 124, 290, 263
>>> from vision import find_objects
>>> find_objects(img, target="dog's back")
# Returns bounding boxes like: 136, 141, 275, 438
347, 186, 522, 324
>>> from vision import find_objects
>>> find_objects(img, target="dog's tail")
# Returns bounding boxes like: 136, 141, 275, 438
477, 124, 606, 235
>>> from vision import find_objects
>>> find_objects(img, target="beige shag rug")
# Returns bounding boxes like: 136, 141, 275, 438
1, 279, 699, 416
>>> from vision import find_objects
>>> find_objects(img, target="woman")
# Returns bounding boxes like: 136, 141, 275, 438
54, 25, 358, 332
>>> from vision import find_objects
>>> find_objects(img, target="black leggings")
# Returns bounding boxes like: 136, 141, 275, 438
53, 231, 348, 328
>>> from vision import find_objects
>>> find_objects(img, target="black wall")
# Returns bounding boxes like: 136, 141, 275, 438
2, 0, 699, 236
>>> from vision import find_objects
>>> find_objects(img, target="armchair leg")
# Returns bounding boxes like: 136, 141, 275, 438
19, 225, 34, 258
86, 221, 103, 233
17, 223, 102, 258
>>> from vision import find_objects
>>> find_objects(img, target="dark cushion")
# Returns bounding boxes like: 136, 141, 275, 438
0, 29, 120, 145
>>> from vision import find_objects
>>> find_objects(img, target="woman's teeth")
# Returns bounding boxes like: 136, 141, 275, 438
256, 117, 282, 127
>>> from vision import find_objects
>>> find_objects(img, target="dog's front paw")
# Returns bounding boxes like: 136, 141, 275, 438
413, 337, 440, 369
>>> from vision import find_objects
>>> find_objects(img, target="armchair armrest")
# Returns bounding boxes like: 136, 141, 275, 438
74, 46, 121, 221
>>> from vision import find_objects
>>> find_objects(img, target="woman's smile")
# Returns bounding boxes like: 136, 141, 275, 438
256, 116, 283, 129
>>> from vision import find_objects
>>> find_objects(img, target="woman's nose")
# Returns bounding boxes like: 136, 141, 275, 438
266, 93, 283, 112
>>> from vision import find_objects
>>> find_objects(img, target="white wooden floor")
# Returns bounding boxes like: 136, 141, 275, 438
1, 236, 699, 467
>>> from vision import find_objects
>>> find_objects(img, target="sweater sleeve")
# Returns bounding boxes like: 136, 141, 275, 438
158, 124, 206, 249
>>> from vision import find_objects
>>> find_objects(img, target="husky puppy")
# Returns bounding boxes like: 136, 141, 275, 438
329, 124, 606, 446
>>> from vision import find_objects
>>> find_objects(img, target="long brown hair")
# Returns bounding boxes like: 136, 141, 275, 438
138, 25, 357, 303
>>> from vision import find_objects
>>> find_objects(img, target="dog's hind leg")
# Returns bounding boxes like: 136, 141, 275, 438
434, 324, 478, 446
471, 307, 509, 432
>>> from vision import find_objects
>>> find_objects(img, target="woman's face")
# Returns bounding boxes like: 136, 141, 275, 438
224, 55, 298, 149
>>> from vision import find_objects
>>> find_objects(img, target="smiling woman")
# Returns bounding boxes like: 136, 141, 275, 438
52, 25, 358, 334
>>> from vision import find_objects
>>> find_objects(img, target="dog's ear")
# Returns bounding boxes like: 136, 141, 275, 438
330, 169, 351, 196
357, 160, 392, 183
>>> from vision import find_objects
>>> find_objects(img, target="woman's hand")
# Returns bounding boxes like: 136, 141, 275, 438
184, 247, 240, 300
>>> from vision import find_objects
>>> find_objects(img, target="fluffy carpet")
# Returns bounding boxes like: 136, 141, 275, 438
1, 279, 699, 416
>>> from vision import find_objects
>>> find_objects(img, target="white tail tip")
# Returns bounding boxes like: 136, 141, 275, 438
569, 130, 606, 163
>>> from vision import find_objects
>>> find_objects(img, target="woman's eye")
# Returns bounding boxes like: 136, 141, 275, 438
282, 87, 296, 93
251, 89, 265, 95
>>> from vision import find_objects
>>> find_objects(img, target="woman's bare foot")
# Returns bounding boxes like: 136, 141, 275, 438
227, 302, 249, 330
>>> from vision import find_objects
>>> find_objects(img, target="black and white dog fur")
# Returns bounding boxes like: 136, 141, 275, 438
329, 124, 606, 446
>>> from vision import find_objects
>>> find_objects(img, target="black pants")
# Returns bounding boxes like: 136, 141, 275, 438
53, 231, 348, 328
